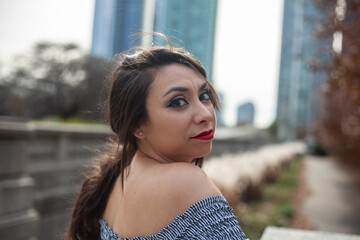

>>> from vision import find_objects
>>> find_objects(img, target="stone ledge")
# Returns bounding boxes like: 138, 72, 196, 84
30, 122, 111, 136
260, 227, 360, 240
0, 209, 39, 240
0, 175, 35, 217
0, 121, 33, 137
0, 175, 34, 189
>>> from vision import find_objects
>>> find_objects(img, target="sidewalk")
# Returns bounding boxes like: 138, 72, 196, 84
303, 156, 360, 234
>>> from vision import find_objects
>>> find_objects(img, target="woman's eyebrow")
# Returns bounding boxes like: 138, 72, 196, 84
163, 86, 189, 97
163, 82, 208, 97
200, 82, 208, 90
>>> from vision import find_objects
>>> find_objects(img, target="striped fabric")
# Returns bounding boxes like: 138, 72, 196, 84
100, 195, 248, 240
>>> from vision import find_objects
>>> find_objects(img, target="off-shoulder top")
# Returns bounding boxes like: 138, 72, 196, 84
99, 195, 248, 240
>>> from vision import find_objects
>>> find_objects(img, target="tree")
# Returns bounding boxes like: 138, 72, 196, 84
314, 0, 360, 166
0, 42, 108, 121
74, 56, 109, 121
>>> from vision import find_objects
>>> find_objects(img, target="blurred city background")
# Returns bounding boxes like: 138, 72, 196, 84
0, 0, 360, 239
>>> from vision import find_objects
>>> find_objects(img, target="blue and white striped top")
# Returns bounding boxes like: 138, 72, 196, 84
100, 195, 248, 240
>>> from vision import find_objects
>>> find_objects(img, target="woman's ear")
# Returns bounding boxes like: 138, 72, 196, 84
134, 129, 146, 139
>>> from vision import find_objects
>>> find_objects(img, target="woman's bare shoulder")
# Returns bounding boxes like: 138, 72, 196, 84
154, 162, 222, 215
112, 162, 222, 236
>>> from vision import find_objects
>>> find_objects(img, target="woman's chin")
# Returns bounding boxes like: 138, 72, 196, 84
194, 144, 212, 158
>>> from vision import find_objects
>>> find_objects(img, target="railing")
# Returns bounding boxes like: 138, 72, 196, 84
0, 120, 278, 240
0, 121, 110, 240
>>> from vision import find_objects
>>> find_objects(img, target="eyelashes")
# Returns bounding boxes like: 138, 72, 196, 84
167, 90, 212, 109
199, 91, 211, 102
167, 97, 188, 108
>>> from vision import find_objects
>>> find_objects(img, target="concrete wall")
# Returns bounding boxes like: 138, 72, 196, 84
0, 120, 270, 239
0, 121, 40, 240
28, 123, 110, 240
261, 227, 360, 240
0, 121, 110, 240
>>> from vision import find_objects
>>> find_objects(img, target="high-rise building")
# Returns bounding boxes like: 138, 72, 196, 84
236, 102, 255, 126
91, 0, 145, 60
216, 92, 226, 127
153, 0, 218, 83
276, 0, 331, 140
91, 0, 218, 83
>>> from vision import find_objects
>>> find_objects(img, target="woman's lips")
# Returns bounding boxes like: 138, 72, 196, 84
191, 130, 214, 140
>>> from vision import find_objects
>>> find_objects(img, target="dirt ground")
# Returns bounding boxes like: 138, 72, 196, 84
290, 161, 316, 230
291, 156, 360, 234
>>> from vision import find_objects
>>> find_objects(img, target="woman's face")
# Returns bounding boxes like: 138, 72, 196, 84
138, 63, 216, 163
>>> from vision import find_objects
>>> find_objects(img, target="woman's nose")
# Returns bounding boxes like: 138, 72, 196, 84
193, 102, 213, 124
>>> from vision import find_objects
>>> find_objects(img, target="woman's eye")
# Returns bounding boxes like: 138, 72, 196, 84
167, 98, 188, 108
199, 91, 211, 102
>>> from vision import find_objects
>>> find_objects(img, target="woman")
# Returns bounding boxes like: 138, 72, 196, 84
66, 45, 248, 240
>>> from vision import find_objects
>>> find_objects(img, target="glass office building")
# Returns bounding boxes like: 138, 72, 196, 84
153, 0, 218, 83
91, 0, 218, 84
91, 0, 145, 60
276, 0, 330, 140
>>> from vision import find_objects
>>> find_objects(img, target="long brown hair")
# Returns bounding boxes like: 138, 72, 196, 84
66, 46, 220, 239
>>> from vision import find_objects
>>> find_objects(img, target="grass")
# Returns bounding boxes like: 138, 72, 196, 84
59, 117, 107, 125
235, 158, 302, 240
31, 117, 107, 126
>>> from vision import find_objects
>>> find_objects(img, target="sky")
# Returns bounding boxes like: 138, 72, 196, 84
0, 0, 283, 128
215, 1, 283, 128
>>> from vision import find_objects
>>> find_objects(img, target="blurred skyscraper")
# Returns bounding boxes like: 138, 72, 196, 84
91, 0, 145, 59
90, 0, 218, 83
276, 0, 330, 140
153, 0, 218, 83
216, 92, 226, 127
236, 102, 255, 126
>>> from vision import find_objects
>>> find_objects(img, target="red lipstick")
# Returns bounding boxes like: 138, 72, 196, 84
192, 130, 214, 140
